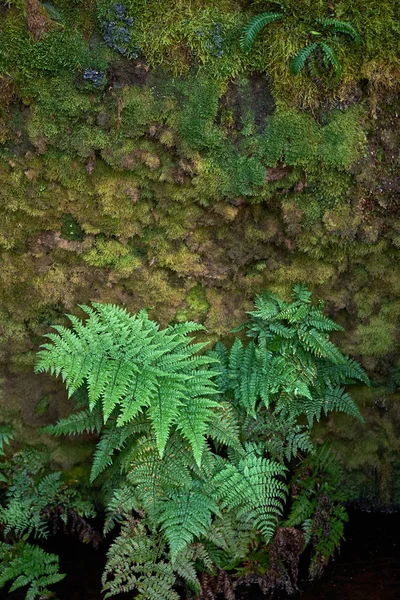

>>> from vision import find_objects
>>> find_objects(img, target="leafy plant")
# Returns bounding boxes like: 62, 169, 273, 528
35, 286, 367, 599
0, 542, 64, 600
240, 3, 360, 82
0, 441, 98, 599
240, 10, 284, 54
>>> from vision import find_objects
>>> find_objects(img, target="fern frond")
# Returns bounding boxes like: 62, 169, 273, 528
0, 543, 64, 599
172, 548, 201, 594
207, 402, 243, 454
157, 486, 219, 562
290, 43, 318, 75
316, 18, 360, 44
36, 304, 220, 465
323, 386, 363, 421
307, 308, 344, 332
240, 12, 284, 54
104, 485, 139, 534
41, 407, 102, 437
212, 450, 287, 542
90, 424, 134, 483
320, 42, 342, 82
102, 518, 179, 600
177, 395, 220, 467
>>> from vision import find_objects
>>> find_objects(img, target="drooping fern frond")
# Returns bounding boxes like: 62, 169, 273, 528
157, 485, 220, 562
240, 12, 284, 53
316, 18, 361, 44
0, 542, 65, 600
172, 547, 201, 594
104, 485, 139, 535
102, 518, 179, 600
320, 42, 342, 82
284, 445, 348, 579
212, 449, 287, 542
41, 407, 102, 437
290, 43, 318, 75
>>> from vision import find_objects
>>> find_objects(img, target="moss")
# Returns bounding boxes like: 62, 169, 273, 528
0, 4, 399, 505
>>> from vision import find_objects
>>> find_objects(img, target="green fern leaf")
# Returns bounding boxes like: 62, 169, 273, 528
316, 18, 360, 44
212, 450, 287, 542
0, 543, 64, 599
240, 12, 284, 53
290, 43, 318, 75
41, 407, 102, 437
157, 486, 219, 562
320, 42, 342, 82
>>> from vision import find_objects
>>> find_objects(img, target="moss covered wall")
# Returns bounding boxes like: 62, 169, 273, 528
0, 0, 399, 505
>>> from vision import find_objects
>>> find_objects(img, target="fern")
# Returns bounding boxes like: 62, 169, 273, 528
157, 485, 220, 562
37, 292, 367, 599
102, 518, 179, 600
0, 446, 95, 540
290, 43, 318, 75
41, 407, 103, 437
284, 445, 348, 578
240, 12, 284, 53
35, 304, 220, 466
212, 449, 287, 542
0, 542, 65, 600
316, 18, 361, 44
320, 42, 342, 82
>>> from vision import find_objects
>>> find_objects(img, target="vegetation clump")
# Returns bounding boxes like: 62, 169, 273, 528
22, 287, 368, 599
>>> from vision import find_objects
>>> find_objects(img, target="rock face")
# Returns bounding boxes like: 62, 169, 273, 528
0, 0, 399, 504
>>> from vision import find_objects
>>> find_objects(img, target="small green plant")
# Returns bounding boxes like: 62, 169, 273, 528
0, 435, 98, 599
35, 286, 368, 599
290, 18, 360, 82
240, 4, 360, 82
240, 4, 285, 54
0, 542, 64, 600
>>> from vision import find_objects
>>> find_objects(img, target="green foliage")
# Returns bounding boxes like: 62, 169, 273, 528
36, 288, 367, 599
0, 445, 95, 539
102, 519, 180, 600
240, 12, 284, 54
291, 41, 342, 81
35, 303, 220, 466
284, 444, 349, 578
240, 3, 360, 83
316, 18, 361, 45
216, 284, 367, 426
0, 542, 65, 600
290, 43, 319, 75
0, 442, 96, 599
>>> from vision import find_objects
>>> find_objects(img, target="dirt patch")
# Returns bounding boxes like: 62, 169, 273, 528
218, 74, 275, 133
108, 58, 150, 88
27, 0, 53, 40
